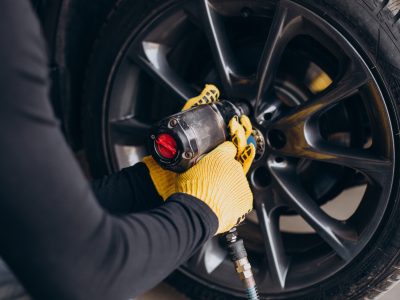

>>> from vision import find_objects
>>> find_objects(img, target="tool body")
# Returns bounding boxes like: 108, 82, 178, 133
149, 100, 249, 173
149, 100, 259, 300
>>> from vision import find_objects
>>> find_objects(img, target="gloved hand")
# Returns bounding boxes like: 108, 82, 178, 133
176, 141, 254, 234
228, 115, 255, 174
176, 104, 255, 233
143, 84, 220, 200
142, 156, 177, 200
176, 100, 255, 233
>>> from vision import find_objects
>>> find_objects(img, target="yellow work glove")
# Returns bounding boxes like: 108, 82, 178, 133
181, 84, 220, 111
176, 141, 254, 234
228, 115, 255, 174
142, 156, 177, 200
143, 84, 220, 200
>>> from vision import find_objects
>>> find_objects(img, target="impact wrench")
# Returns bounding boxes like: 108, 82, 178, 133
149, 99, 260, 300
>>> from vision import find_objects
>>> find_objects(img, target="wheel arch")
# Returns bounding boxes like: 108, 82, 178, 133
34, 0, 119, 150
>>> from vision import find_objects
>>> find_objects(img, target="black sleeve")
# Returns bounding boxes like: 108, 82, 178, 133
91, 163, 164, 214
0, 1, 218, 300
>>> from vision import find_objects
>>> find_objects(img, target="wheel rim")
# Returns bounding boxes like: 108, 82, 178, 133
102, 0, 396, 296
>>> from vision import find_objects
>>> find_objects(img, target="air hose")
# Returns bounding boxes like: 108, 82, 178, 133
225, 227, 259, 300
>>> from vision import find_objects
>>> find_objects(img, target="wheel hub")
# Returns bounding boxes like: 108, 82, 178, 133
252, 127, 265, 160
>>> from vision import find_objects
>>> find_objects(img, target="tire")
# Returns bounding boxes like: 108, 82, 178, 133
82, 0, 400, 299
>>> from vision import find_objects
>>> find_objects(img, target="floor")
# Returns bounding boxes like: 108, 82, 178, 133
137, 284, 188, 300
381, 285, 399, 300
136, 282, 400, 299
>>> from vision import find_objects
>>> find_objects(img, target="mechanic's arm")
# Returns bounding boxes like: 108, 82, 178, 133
0, 83, 217, 300
0, 99, 247, 300
0, 68, 215, 300
91, 163, 164, 214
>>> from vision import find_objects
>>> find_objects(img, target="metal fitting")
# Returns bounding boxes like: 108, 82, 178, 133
235, 257, 254, 280
168, 119, 178, 128
225, 232, 238, 243
183, 151, 193, 159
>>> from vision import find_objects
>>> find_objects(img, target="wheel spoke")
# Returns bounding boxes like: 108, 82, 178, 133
255, 0, 305, 113
187, 238, 227, 274
268, 158, 358, 260
359, 84, 395, 162
110, 117, 150, 146
197, 0, 249, 96
129, 42, 196, 103
285, 140, 392, 186
272, 67, 370, 128
266, 70, 392, 184
254, 190, 289, 288
255, 0, 372, 115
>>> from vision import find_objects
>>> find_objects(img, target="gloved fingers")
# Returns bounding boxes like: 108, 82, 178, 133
238, 144, 256, 174
234, 209, 253, 227
229, 115, 256, 172
143, 156, 177, 200
211, 141, 238, 159
182, 84, 220, 111
236, 215, 246, 225
228, 116, 247, 159
239, 115, 253, 139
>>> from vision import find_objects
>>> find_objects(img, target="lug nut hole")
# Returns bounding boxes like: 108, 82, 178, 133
268, 129, 287, 149
252, 167, 271, 188
263, 112, 273, 121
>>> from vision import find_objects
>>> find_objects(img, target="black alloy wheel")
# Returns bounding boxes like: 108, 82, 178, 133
82, 0, 400, 299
